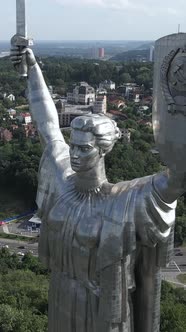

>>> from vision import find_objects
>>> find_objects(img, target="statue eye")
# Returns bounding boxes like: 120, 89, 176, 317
81, 146, 92, 152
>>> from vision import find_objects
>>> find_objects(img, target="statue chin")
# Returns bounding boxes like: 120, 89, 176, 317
71, 162, 81, 172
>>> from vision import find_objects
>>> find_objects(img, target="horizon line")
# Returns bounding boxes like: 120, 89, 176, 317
0, 39, 154, 43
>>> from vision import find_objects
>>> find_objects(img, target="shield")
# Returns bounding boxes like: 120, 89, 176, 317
153, 33, 186, 172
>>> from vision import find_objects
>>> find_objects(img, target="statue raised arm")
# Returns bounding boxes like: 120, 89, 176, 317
10, 46, 65, 147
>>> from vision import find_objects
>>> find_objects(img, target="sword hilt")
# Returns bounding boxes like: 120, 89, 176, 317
11, 34, 33, 78
18, 46, 28, 78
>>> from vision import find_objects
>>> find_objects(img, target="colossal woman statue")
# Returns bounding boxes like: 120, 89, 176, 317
10, 43, 185, 332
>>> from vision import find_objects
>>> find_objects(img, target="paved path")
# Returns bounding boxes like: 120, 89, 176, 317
0, 238, 38, 256
161, 271, 186, 289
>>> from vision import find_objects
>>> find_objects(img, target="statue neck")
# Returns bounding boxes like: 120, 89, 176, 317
74, 158, 107, 193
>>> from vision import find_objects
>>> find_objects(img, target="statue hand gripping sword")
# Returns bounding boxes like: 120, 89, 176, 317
11, 0, 33, 77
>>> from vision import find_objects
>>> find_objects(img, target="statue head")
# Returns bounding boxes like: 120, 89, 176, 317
70, 114, 121, 173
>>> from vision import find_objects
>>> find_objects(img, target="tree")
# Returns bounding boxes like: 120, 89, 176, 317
161, 281, 186, 332
0, 259, 48, 332
0, 304, 18, 332
119, 72, 132, 83
22, 253, 48, 275
174, 197, 186, 245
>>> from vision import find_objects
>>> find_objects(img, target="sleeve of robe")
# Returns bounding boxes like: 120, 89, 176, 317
36, 140, 71, 268
132, 174, 177, 332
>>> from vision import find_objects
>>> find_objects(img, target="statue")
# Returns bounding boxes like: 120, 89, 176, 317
10, 33, 186, 332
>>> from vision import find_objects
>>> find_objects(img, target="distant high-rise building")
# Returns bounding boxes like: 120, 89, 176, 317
55, 99, 66, 125
93, 95, 107, 114
149, 45, 154, 62
91, 47, 98, 59
99, 47, 105, 59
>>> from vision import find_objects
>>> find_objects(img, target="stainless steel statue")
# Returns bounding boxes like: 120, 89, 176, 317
10, 32, 186, 332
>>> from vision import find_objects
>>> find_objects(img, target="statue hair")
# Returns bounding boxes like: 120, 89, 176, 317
71, 113, 121, 154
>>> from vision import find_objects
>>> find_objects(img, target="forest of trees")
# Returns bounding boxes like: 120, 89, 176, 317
0, 248, 48, 332
0, 56, 153, 99
0, 139, 41, 207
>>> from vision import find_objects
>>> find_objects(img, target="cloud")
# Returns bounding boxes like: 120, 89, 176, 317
55, 0, 182, 15
55, 0, 142, 9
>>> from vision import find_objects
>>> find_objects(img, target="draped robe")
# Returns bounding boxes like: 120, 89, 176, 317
37, 140, 176, 332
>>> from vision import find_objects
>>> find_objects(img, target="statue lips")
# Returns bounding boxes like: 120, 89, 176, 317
71, 160, 81, 169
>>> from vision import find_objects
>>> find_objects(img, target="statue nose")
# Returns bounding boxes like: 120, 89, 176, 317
71, 147, 79, 158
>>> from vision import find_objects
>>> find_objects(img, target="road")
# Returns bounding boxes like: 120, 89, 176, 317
162, 248, 186, 273
0, 240, 185, 286
0, 238, 38, 256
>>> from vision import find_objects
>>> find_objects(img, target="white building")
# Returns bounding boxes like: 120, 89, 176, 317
7, 108, 16, 119
17, 113, 32, 125
96, 88, 107, 95
124, 84, 137, 98
57, 104, 92, 127
28, 215, 41, 232
67, 82, 95, 105
99, 80, 116, 91
134, 94, 140, 103
93, 95, 107, 114
4, 93, 16, 102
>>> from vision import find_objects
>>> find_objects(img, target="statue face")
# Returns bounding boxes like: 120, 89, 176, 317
69, 130, 101, 173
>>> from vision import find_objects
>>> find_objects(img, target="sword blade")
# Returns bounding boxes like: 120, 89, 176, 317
16, 0, 27, 37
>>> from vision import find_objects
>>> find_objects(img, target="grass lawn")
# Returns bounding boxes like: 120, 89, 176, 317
0, 188, 27, 220
15, 105, 29, 111
177, 274, 186, 285
0, 232, 35, 242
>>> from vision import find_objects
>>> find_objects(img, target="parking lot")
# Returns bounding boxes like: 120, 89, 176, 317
2, 216, 40, 238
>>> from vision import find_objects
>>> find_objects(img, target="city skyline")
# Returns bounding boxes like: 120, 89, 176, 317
1, 0, 186, 41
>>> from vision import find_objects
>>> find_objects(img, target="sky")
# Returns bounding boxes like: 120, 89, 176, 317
1, 0, 186, 41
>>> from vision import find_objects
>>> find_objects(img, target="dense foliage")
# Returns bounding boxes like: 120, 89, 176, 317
0, 248, 48, 332
0, 139, 42, 206
0, 56, 153, 99
161, 281, 186, 332
106, 142, 159, 182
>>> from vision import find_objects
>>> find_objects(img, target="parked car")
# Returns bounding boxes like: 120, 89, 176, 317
17, 252, 24, 257
175, 252, 183, 256
18, 246, 25, 249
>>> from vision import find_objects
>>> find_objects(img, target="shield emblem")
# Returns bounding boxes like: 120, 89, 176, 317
153, 33, 186, 172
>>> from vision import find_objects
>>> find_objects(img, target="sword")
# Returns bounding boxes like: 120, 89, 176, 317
11, 0, 33, 77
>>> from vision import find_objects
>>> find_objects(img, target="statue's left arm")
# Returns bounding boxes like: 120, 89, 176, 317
132, 175, 177, 332
153, 168, 185, 204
